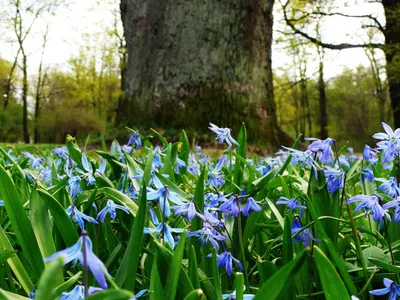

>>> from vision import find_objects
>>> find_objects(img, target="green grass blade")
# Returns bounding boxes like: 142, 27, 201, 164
253, 250, 308, 300
314, 246, 350, 299
150, 255, 164, 300
233, 123, 247, 190
0, 225, 33, 295
0, 165, 44, 277
188, 246, 200, 289
164, 231, 188, 300
115, 182, 147, 289
0, 290, 30, 300
266, 198, 284, 230
34, 257, 64, 300
52, 271, 82, 298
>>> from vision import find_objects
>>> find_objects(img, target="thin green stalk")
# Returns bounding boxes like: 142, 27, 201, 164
383, 217, 400, 282
236, 200, 249, 290
82, 230, 89, 298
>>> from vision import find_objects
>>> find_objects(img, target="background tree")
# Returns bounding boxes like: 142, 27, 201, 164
119, 0, 291, 148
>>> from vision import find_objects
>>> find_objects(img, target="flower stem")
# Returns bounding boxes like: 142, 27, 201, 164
236, 200, 249, 290
82, 230, 89, 298
383, 217, 400, 282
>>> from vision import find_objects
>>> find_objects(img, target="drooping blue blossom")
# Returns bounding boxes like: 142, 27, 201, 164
282, 147, 320, 179
97, 200, 130, 223
214, 251, 243, 276
376, 177, 400, 198
147, 185, 186, 217
291, 219, 320, 247
67, 176, 82, 200
65, 205, 98, 230
369, 278, 400, 300
44, 231, 110, 289
59, 285, 103, 300
346, 195, 390, 223
219, 195, 240, 217
144, 208, 184, 249
383, 197, 400, 222
96, 160, 107, 175
361, 168, 374, 183
187, 224, 226, 251
23, 152, 44, 169
208, 156, 226, 188
305, 137, 334, 165
76, 154, 96, 185
209, 123, 239, 151
324, 166, 345, 193
276, 197, 306, 217
127, 131, 142, 149
363, 145, 379, 164
242, 195, 262, 216
205, 192, 229, 208
338, 155, 350, 169
152, 146, 164, 169
373, 122, 400, 163
174, 157, 186, 174
52, 146, 68, 159
172, 201, 203, 221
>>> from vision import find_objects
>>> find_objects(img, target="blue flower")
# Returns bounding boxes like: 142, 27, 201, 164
370, 278, 400, 300
373, 122, 400, 163
282, 147, 319, 179
96, 160, 107, 175
363, 145, 378, 164
97, 200, 130, 223
346, 195, 390, 223
147, 185, 186, 217
223, 288, 255, 300
214, 251, 243, 276
130, 289, 148, 299
76, 154, 96, 185
174, 158, 186, 174
0, 200, 4, 207
376, 177, 400, 198
383, 197, 400, 222
242, 196, 262, 216
59, 285, 103, 300
291, 219, 320, 247
187, 225, 226, 251
209, 123, 239, 151
362, 168, 374, 183
52, 146, 68, 159
338, 155, 350, 169
152, 147, 164, 169
144, 209, 184, 249
66, 205, 98, 230
44, 231, 110, 289
219, 195, 240, 217
208, 156, 226, 188
23, 152, 44, 169
276, 197, 306, 217
305, 137, 334, 164
172, 201, 202, 221
324, 166, 345, 193
127, 131, 142, 149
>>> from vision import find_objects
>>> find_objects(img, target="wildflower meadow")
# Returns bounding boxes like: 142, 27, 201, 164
2, 122, 400, 300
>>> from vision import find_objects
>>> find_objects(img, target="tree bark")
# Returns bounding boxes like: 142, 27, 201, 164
382, 0, 400, 128
120, 0, 291, 148
317, 47, 328, 139
22, 51, 29, 143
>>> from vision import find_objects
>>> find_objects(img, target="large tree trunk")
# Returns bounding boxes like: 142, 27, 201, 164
119, 0, 291, 148
383, 0, 400, 128
22, 52, 29, 143
317, 47, 328, 139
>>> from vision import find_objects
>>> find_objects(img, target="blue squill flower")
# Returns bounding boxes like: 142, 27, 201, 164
282, 147, 319, 179
97, 200, 130, 223
291, 219, 320, 247
324, 166, 345, 193
67, 176, 82, 200
187, 225, 226, 251
127, 131, 142, 149
65, 205, 98, 230
383, 197, 400, 222
215, 251, 243, 276
174, 158, 186, 174
276, 197, 306, 217
209, 123, 239, 151
147, 185, 186, 217
172, 201, 203, 221
346, 195, 390, 223
373, 122, 400, 163
338, 155, 350, 169
76, 154, 95, 185
59, 285, 103, 300
305, 137, 334, 164
362, 168, 374, 183
363, 145, 379, 164
369, 278, 400, 300
52, 146, 68, 159
242, 196, 262, 216
23, 152, 44, 169
95, 160, 107, 175
0, 200, 4, 206
144, 209, 184, 249
130, 289, 148, 299
208, 156, 226, 188
44, 231, 110, 289
376, 177, 400, 198
152, 147, 164, 169
219, 195, 240, 217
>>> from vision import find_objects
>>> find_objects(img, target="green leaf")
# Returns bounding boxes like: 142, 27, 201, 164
314, 246, 350, 299
85, 289, 133, 300
101, 187, 139, 217
0, 165, 44, 277
164, 231, 188, 300
278, 134, 302, 175
143, 145, 153, 186
52, 272, 82, 298
257, 261, 277, 283
368, 257, 400, 273
30, 188, 64, 285
0, 250, 15, 264
208, 248, 222, 300
66, 135, 83, 169
235, 272, 245, 300
150, 255, 164, 300
183, 289, 206, 300
265, 198, 284, 230
254, 250, 308, 300
188, 246, 200, 289
150, 128, 168, 148
115, 183, 147, 289
179, 130, 190, 171
0, 290, 30, 300
35, 257, 64, 300
0, 225, 33, 295
37, 189, 79, 246
233, 123, 247, 190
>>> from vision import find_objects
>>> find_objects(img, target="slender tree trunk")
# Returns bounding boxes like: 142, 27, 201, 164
120, 0, 291, 147
383, 0, 400, 128
317, 47, 328, 139
22, 51, 29, 143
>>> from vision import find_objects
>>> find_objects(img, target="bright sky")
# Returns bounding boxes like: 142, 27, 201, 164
0, 0, 386, 79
